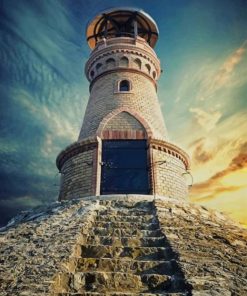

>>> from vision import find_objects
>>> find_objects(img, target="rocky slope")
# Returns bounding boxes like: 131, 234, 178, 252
0, 195, 246, 296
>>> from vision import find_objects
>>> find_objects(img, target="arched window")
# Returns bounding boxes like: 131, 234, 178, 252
90, 70, 95, 79
119, 80, 130, 91
133, 58, 142, 70
119, 57, 129, 67
96, 63, 102, 71
106, 58, 116, 69
145, 64, 151, 74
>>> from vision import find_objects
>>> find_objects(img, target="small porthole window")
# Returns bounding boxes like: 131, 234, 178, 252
119, 80, 130, 92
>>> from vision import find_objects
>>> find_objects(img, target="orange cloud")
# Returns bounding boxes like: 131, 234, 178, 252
190, 137, 216, 164
192, 185, 242, 202
190, 141, 247, 201
211, 142, 247, 179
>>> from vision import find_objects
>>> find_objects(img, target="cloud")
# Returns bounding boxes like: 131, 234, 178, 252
210, 142, 247, 180
190, 137, 216, 164
0, 195, 45, 227
189, 107, 222, 131
0, 0, 85, 82
197, 40, 247, 101
172, 40, 247, 110
0, 195, 44, 208
0, 0, 89, 227
192, 185, 242, 203
191, 141, 247, 201
212, 41, 247, 89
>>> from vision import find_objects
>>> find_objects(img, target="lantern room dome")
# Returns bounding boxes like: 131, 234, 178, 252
86, 7, 159, 49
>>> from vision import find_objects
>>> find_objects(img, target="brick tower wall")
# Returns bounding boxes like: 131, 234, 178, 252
151, 148, 188, 199
104, 111, 145, 131
79, 37, 168, 141
56, 37, 190, 201
58, 150, 94, 201
79, 71, 167, 140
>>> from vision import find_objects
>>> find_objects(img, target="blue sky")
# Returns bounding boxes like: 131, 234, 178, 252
0, 0, 246, 226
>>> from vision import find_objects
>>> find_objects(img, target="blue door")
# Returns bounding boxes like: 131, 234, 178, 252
101, 140, 149, 194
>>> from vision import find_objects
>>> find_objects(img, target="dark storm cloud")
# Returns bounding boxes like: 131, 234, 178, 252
0, 0, 89, 226
0, 0, 86, 82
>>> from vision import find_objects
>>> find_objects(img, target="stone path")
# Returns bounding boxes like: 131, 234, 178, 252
1, 195, 246, 295
52, 200, 192, 295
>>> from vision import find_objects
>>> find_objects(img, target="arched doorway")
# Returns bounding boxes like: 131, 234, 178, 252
100, 140, 150, 194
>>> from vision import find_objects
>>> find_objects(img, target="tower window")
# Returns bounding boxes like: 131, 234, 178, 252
119, 56, 129, 67
134, 58, 142, 70
90, 70, 95, 79
119, 80, 130, 92
96, 63, 102, 71
145, 64, 151, 74
106, 58, 116, 69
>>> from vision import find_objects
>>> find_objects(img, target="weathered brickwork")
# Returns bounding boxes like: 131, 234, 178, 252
57, 33, 190, 201
58, 149, 95, 200
104, 111, 145, 131
152, 148, 188, 199
79, 71, 168, 141
101, 111, 147, 139
57, 138, 189, 201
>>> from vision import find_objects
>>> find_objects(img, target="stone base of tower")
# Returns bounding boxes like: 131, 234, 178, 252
1, 195, 246, 295
56, 138, 190, 201
56, 138, 99, 201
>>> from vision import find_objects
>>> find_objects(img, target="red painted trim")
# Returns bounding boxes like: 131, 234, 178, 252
95, 138, 102, 195
91, 144, 98, 195
101, 130, 146, 140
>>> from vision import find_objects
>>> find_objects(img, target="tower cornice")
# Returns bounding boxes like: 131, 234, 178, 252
89, 68, 157, 92
85, 37, 161, 83
149, 139, 190, 170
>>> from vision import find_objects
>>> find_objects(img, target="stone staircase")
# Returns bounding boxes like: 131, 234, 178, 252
52, 200, 192, 295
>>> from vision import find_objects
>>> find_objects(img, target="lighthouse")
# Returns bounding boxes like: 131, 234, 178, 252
56, 7, 190, 201
1, 8, 246, 296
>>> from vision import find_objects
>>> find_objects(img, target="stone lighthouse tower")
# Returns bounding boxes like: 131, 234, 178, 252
56, 7, 190, 201
1, 8, 247, 296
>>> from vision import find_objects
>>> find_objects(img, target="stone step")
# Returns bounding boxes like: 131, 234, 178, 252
94, 214, 155, 223
56, 271, 173, 293
98, 200, 153, 209
98, 209, 154, 217
75, 245, 174, 260
82, 236, 166, 247
55, 292, 188, 295
91, 227, 163, 238
92, 221, 159, 230
74, 258, 182, 276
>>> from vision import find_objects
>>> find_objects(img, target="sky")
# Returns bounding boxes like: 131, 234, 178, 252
0, 0, 246, 227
